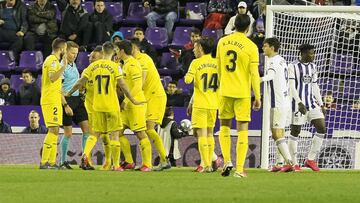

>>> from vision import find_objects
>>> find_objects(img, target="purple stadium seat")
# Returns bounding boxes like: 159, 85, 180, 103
0, 74, 5, 81
158, 52, 179, 75
179, 2, 207, 25
76, 52, 90, 73
124, 2, 150, 24
332, 54, 352, 68
177, 78, 192, 93
169, 27, 192, 49
82, 2, 94, 14
201, 28, 224, 42
10, 75, 23, 92
18, 51, 43, 72
163, 76, 172, 87
53, 3, 62, 22
0, 51, 16, 72
118, 27, 137, 39
145, 27, 168, 49
105, 2, 123, 23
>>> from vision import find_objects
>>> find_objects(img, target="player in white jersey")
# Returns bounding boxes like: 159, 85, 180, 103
288, 44, 326, 171
261, 38, 293, 172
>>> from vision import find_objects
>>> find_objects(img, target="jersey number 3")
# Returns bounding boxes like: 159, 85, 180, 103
95, 75, 110, 95
201, 73, 218, 92
226, 50, 237, 72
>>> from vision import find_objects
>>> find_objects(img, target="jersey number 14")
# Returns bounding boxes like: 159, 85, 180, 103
201, 73, 218, 92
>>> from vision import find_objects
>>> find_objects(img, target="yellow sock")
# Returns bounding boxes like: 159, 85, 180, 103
198, 136, 210, 167
207, 136, 215, 166
101, 134, 111, 164
84, 135, 97, 158
41, 132, 57, 165
146, 129, 167, 163
111, 140, 121, 167
236, 131, 249, 173
48, 134, 58, 165
119, 136, 134, 164
219, 126, 231, 163
139, 138, 152, 167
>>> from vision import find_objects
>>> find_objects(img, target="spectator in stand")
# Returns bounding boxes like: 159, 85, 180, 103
24, 0, 57, 58
0, 78, 16, 105
22, 110, 48, 133
144, 0, 178, 38
133, 27, 158, 65
178, 28, 201, 78
17, 69, 41, 105
224, 1, 254, 37
166, 81, 188, 107
0, 0, 27, 62
251, 0, 266, 53
323, 90, 337, 110
89, 0, 113, 45
57, 0, 92, 51
158, 106, 189, 166
0, 109, 12, 133
110, 31, 124, 43
351, 99, 360, 110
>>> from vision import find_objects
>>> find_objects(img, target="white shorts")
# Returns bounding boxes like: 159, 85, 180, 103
270, 107, 290, 129
291, 107, 325, 125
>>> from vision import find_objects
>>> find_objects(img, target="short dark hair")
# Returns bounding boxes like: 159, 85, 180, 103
93, 45, 103, 53
134, 27, 144, 33
169, 81, 178, 86
326, 91, 333, 96
196, 37, 214, 55
164, 106, 174, 117
264, 37, 281, 52
102, 41, 114, 55
94, 0, 105, 5
52, 38, 67, 51
114, 40, 133, 55
129, 37, 141, 48
191, 27, 201, 35
298, 44, 315, 54
22, 69, 33, 76
234, 14, 250, 32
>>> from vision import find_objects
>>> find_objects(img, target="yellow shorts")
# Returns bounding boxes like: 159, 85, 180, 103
41, 103, 63, 127
146, 95, 166, 124
218, 96, 251, 121
92, 111, 122, 133
121, 105, 147, 132
192, 108, 217, 128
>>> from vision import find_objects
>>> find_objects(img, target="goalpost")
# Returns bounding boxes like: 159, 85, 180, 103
261, 5, 360, 169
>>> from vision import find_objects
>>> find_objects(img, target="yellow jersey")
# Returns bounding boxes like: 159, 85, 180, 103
185, 54, 219, 109
122, 56, 146, 107
216, 32, 260, 99
82, 59, 121, 112
41, 55, 62, 105
82, 67, 94, 113
134, 52, 166, 99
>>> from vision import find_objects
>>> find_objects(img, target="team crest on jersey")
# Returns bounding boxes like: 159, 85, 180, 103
302, 75, 312, 84
53, 117, 58, 122
51, 61, 56, 69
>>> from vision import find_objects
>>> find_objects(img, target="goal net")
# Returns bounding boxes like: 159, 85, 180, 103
261, 6, 360, 169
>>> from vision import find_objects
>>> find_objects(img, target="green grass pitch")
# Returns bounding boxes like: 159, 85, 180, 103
0, 165, 360, 203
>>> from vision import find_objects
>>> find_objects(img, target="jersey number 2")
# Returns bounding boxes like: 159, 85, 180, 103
201, 73, 218, 92
226, 50, 237, 72
95, 75, 110, 95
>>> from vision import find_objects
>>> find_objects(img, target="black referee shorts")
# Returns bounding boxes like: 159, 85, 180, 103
62, 96, 88, 126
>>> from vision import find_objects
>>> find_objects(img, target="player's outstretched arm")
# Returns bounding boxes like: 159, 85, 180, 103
117, 78, 146, 105
66, 77, 88, 97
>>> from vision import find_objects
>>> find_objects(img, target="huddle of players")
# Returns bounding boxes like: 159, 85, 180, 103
39, 38, 171, 172
39, 14, 326, 175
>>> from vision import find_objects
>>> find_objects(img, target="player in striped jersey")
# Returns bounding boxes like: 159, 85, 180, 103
260, 38, 293, 172
288, 44, 326, 171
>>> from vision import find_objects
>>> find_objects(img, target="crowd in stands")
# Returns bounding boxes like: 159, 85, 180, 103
0, 0, 358, 111
0, 109, 48, 133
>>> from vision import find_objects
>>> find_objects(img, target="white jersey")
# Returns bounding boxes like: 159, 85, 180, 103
264, 55, 290, 108
288, 60, 318, 111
